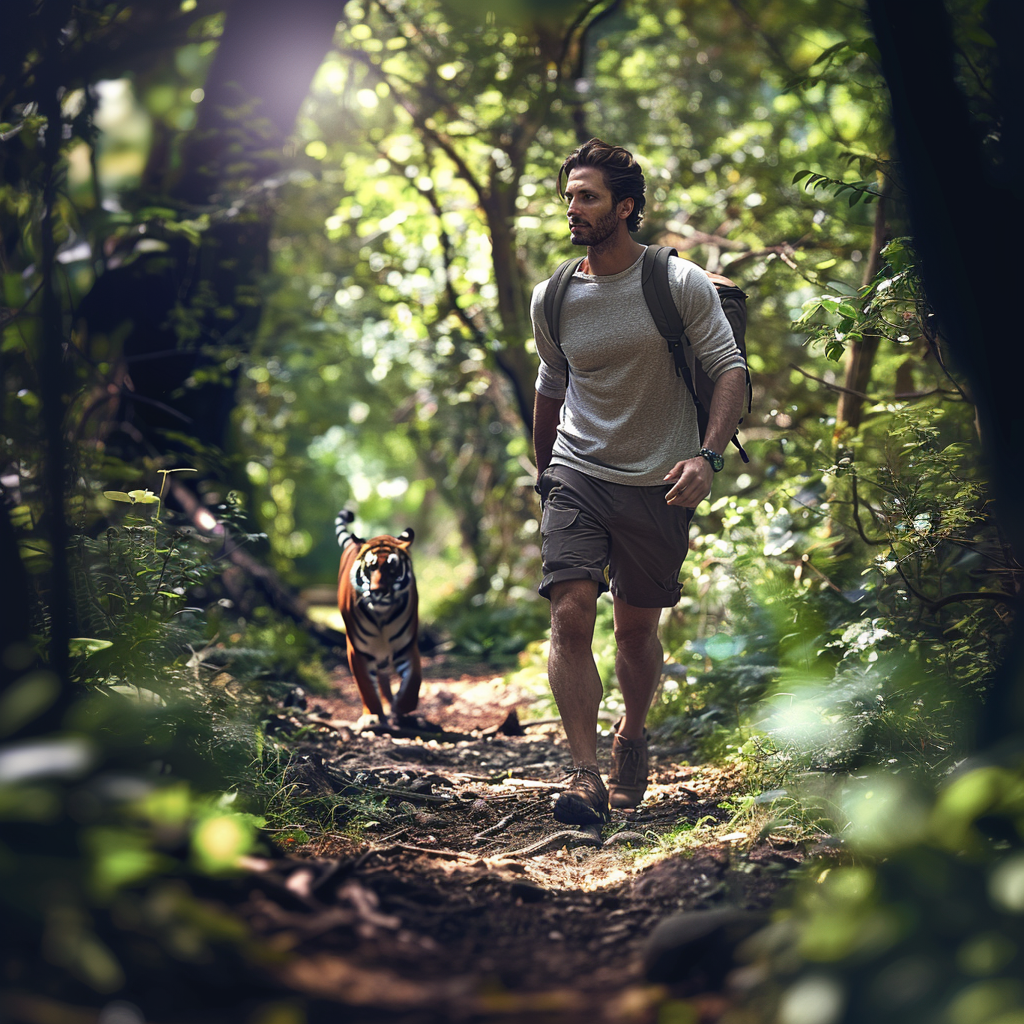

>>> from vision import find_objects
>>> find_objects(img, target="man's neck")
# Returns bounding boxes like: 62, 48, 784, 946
580, 232, 645, 277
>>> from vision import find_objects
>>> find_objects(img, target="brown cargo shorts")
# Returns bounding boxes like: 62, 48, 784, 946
537, 464, 694, 608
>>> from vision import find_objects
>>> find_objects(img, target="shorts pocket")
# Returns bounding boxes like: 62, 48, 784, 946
541, 506, 579, 533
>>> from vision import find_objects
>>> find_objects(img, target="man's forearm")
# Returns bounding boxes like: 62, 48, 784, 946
533, 392, 564, 476
701, 366, 747, 454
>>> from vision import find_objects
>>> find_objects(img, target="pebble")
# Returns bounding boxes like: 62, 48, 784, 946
606, 831, 648, 847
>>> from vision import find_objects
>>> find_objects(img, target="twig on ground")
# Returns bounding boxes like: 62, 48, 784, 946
500, 829, 603, 858
473, 813, 517, 841
391, 844, 478, 860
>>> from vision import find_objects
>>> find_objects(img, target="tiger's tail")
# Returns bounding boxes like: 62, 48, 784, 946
335, 509, 361, 550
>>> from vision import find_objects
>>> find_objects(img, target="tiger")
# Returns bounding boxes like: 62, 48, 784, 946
335, 509, 422, 721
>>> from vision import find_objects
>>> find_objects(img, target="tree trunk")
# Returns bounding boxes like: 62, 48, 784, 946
834, 191, 888, 432
866, 0, 1024, 738
83, 0, 343, 456
38, 27, 72, 696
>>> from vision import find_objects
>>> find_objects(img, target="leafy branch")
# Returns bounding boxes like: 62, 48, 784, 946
792, 169, 883, 207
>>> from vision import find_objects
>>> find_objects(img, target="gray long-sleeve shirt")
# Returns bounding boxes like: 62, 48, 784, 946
532, 249, 746, 486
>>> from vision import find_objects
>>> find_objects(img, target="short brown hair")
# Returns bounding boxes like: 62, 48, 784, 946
557, 139, 646, 232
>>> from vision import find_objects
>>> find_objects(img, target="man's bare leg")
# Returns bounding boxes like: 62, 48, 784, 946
548, 578, 603, 766
611, 596, 663, 739
606, 596, 662, 809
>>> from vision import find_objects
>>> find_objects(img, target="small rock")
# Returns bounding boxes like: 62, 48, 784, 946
606, 830, 648, 847
808, 836, 845, 856
469, 798, 491, 819
282, 686, 307, 710
642, 908, 769, 986
510, 880, 548, 903
497, 709, 526, 736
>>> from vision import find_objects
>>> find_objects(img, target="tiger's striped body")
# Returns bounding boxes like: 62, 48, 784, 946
336, 510, 421, 719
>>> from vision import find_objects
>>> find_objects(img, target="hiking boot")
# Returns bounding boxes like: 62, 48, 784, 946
608, 721, 649, 810
552, 765, 611, 825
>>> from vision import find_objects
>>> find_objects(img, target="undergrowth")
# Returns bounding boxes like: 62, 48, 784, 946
1, 470, 341, 1004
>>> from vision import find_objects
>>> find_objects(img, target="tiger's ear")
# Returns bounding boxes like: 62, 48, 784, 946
397, 528, 415, 547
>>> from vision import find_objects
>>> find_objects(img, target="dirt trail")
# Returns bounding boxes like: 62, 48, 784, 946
240, 662, 802, 1023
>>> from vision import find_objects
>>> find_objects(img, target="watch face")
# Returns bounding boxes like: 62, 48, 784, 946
701, 448, 724, 472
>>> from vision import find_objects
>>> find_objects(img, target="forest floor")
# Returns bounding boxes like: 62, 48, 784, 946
231, 657, 806, 1024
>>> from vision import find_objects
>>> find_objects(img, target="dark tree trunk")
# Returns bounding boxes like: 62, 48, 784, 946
83, 0, 344, 457
866, 0, 1024, 739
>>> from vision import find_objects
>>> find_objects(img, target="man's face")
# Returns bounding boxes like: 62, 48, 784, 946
564, 166, 628, 248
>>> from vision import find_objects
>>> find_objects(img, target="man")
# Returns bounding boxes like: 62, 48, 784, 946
531, 139, 747, 825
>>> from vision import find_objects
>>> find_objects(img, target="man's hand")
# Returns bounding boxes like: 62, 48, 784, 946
664, 457, 714, 508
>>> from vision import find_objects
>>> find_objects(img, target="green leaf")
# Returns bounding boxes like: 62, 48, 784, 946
103, 491, 133, 502
860, 39, 881, 63
70, 638, 115, 655
0, 671, 60, 737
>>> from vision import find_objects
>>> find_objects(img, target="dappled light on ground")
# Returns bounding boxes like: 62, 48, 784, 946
235, 667, 802, 1021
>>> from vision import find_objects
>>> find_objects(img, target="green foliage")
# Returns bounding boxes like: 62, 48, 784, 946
742, 760, 1024, 1024
217, 609, 335, 696
0, 467, 325, 1001
795, 238, 926, 360
0, 688, 268, 997
431, 589, 551, 663
652, 388, 1006, 776
647, 218, 1010, 776
792, 169, 883, 208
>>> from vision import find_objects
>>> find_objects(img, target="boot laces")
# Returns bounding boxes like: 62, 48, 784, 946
618, 745, 641, 774
612, 734, 646, 784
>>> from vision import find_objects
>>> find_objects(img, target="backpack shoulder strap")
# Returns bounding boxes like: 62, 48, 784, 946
641, 245, 683, 340
641, 245, 699, 404
542, 256, 585, 350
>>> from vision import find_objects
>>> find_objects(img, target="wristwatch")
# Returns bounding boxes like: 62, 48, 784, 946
698, 447, 725, 472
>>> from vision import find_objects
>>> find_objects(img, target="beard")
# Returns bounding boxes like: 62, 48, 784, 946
569, 205, 620, 249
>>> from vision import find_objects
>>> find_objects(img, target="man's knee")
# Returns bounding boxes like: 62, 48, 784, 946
613, 604, 662, 656
550, 579, 600, 646
614, 623, 661, 658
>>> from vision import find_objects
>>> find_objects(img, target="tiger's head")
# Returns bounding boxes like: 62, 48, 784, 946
350, 530, 415, 606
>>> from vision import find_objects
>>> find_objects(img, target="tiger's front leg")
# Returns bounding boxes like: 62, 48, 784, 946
376, 667, 395, 711
346, 642, 387, 719
391, 645, 422, 717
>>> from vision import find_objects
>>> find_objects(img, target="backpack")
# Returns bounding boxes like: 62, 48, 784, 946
541, 244, 752, 463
